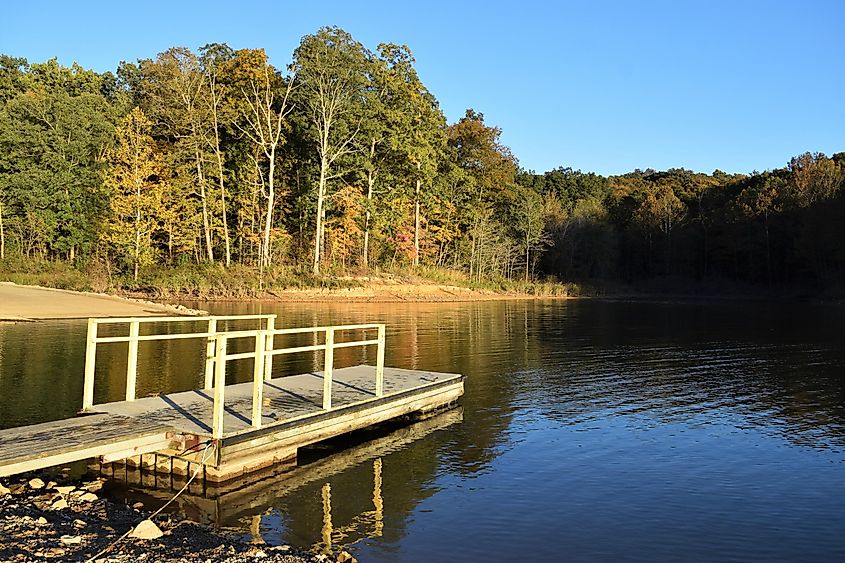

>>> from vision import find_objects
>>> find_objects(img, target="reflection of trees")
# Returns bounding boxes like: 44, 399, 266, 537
0, 320, 87, 428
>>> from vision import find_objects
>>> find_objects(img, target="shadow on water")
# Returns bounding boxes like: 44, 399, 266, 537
2, 299, 845, 560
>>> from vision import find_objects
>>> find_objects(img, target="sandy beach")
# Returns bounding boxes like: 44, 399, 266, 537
0, 283, 202, 321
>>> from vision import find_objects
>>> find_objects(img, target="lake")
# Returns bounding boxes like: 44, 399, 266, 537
1, 299, 844, 560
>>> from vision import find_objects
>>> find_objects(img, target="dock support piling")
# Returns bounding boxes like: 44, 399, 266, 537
323, 328, 334, 410
125, 321, 140, 401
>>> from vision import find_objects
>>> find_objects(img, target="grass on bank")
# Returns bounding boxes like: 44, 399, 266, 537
0, 257, 582, 299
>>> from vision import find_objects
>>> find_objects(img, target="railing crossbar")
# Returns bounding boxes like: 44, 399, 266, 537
269, 324, 380, 336
94, 328, 267, 344
91, 314, 275, 325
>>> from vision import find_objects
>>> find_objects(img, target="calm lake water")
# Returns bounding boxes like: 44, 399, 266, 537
1, 299, 845, 560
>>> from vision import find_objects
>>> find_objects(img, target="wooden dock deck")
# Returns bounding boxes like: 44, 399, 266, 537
0, 315, 464, 482
0, 414, 173, 478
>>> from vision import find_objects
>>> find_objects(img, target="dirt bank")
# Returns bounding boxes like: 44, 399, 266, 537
122, 278, 576, 304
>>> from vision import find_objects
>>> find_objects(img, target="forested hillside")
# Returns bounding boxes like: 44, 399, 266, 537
1, 26, 842, 294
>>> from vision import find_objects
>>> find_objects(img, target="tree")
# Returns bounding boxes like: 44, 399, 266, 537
738, 174, 784, 283
0, 85, 114, 261
233, 48, 294, 269
200, 43, 236, 267
635, 183, 686, 274
140, 48, 216, 262
103, 108, 164, 280
510, 186, 547, 281
447, 109, 518, 279
376, 44, 447, 268
293, 27, 369, 275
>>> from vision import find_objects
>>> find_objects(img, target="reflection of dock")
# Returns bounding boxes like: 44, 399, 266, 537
0, 315, 463, 481
104, 407, 463, 528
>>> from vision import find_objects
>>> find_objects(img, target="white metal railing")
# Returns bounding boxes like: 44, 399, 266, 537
82, 314, 277, 411
209, 323, 386, 438
81, 315, 386, 439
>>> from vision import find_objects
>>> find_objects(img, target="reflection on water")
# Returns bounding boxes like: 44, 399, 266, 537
2, 299, 845, 560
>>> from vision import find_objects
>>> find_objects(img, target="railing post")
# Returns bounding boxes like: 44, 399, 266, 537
263, 315, 275, 381
375, 325, 385, 397
82, 318, 98, 410
323, 328, 334, 410
125, 321, 140, 401
204, 318, 218, 390
251, 330, 265, 428
212, 335, 227, 439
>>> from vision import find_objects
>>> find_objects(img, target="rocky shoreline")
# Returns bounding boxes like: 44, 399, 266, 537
0, 474, 337, 563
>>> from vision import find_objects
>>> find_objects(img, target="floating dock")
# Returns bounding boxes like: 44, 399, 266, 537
0, 315, 464, 481
100, 407, 464, 529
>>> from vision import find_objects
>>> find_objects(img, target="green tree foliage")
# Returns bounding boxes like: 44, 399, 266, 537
0, 75, 114, 261
447, 109, 519, 280
292, 27, 371, 274
102, 107, 165, 280
1, 32, 843, 293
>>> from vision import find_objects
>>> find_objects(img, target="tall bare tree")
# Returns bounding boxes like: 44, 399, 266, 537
235, 50, 294, 269
294, 27, 369, 275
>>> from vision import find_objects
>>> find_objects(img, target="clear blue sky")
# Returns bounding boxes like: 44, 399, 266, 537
2, 0, 842, 175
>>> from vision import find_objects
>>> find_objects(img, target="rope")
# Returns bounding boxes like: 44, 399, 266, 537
86, 440, 215, 562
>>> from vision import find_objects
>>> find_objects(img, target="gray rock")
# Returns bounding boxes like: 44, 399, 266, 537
51, 498, 69, 510
28, 478, 45, 489
129, 519, 164, 540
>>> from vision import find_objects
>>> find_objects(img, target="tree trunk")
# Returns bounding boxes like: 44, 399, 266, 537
134, 184, 141, 282
0, 201, 5, 260
313, 159, 329, 275
525, 234, 530, 283
363, 170, 374, 269
262, 153, 276, 269
195, 151, 214, 263
414, 162, 422, 268
215, 149, 231, 267
210, 87, 231, 268
363, 138, 377, 270
764, 215, 771, 285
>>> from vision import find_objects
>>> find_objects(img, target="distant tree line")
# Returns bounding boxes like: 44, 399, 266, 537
1, 26, 842, 290
518, 153, 845, 288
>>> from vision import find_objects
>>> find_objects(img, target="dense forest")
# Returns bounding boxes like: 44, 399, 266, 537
1, 27, 842, 293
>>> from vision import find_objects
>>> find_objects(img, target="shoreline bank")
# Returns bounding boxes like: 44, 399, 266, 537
0, 281, 575, 321
0, 473, 321, 563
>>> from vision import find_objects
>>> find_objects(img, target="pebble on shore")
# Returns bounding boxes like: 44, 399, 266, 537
0, 474, 335, 562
